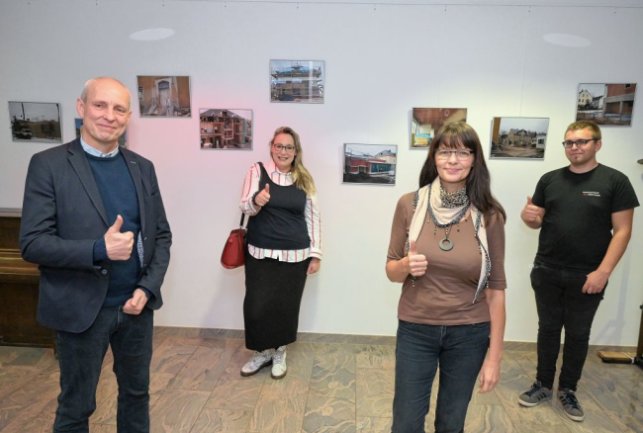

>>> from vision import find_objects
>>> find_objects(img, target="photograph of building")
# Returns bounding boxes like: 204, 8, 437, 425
199, 109, 252, 149
576, 83, 636, 126
411, 108, 467, 147
137, 75, 191, 117
270, 60, 324, 103
343, 143, 397, 184
490, 117, 548, 159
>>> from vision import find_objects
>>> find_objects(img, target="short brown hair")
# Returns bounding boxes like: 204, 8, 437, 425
565, 120, 601, 140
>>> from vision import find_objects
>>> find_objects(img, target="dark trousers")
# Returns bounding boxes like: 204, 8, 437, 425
53, 306, 154, 433
391, 320, 490, 433
531, 263, 604, 391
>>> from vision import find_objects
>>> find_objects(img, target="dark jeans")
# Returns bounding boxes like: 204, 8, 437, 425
53, 306, 154, 433
531, 263, 604, 391
391, 320, 490, 433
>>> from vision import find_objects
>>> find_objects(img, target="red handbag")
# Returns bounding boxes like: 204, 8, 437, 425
221, 214, 247, 269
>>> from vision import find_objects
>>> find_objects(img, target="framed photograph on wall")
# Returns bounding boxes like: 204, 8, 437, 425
270, 60, 325, 103
199, 109, 253, 149
75, 118, 127, 147
9, 101, 62, 143
343, 143, 397, 185
137, 75, 191, 117
490, 116, 549, 160
411, 107, 467, 148
576, 83, 636, 126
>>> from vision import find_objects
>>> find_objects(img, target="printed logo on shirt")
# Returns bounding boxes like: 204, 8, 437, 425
581, 191, 601, 197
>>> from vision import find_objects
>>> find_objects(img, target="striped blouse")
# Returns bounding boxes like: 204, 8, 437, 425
239, 160, 322, 262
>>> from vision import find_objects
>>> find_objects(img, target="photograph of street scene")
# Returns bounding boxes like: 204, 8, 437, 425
9, 101, 62, 143
270, 60, 324, 103
343, 143, 397, 185
576, 83, 636, 126
490, 117, 548, 159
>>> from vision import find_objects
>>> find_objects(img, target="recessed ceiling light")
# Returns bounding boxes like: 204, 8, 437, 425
129, 28, 175, 41
543, 33, 591, 48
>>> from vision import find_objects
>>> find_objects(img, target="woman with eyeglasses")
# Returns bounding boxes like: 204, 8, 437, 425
238, 126, 322, 379
386, 121, 507, 433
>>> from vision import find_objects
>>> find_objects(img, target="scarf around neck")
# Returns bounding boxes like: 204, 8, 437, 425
408, 181, 491, 303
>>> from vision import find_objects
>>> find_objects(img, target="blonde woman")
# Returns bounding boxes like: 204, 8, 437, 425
238, 126, 322, 379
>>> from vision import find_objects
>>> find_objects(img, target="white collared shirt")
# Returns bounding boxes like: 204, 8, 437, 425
80, 138, 120, 158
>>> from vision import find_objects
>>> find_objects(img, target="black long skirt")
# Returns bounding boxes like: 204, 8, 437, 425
243, 253, 311, 351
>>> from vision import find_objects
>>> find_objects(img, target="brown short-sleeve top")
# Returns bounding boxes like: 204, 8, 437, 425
387, 192, 506, 325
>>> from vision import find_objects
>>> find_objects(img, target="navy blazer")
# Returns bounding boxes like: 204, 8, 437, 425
20, 139, 172, 333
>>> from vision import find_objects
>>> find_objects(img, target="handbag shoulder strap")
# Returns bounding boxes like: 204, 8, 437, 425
242, 161, 266, 229
256, 161, 270, 187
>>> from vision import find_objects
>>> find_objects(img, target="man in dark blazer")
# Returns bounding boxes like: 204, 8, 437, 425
20, 77, 172, 433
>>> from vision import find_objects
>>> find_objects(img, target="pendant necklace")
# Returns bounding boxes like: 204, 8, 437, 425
432, 216, 465, 251
439, 225, 454, 251
427, 184, 469, 252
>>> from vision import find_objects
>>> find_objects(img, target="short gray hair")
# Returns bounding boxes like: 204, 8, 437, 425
80, 77, 130, 106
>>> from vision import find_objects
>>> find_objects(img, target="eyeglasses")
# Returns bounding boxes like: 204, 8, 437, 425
436, 149, 474, 160
562, 138, 597, 148
273, 143, 296, 153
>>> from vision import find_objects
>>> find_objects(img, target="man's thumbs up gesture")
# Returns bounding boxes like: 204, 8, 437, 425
408, 240, 428, 277
521, 196, 544, 228
105, 215, 134, 260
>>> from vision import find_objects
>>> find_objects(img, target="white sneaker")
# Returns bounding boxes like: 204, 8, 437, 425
271, 346, 287, 379
240, 349, 274, 377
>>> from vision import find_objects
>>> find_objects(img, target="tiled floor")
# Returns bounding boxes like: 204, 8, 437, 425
0, 327, 640, 433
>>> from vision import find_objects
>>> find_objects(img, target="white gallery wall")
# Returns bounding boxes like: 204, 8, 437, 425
1, 0, 642, 345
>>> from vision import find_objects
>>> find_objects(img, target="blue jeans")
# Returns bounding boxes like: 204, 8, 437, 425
53, 306, 153, 433
391, 320, 490, 433
531, 263, 604, 391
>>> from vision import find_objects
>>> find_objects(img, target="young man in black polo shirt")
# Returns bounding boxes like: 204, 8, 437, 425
518, 120, 638, 422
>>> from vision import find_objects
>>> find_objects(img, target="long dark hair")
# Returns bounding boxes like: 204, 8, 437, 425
419, 121, 506, 221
